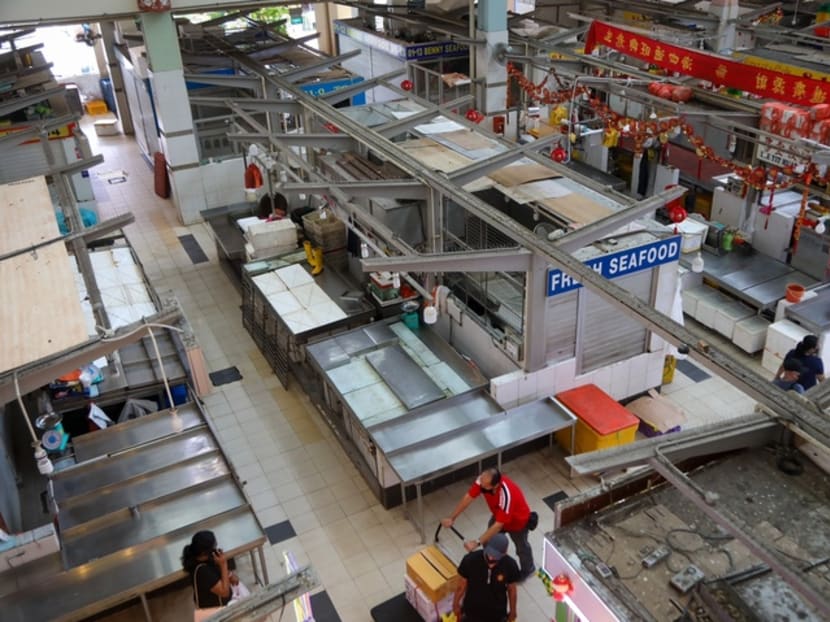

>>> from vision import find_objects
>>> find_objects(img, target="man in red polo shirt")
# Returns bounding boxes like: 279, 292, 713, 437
442, 468, 535, 580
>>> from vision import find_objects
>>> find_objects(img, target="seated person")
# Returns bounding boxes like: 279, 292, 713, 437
773, 357, 805, 394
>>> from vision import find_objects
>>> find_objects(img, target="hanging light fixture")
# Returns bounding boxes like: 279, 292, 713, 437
14, 373, 53, 475
360, 242, 369, 258
815, 217, 827, 235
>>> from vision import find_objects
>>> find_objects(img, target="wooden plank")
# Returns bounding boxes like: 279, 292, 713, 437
541, 192, 613, 227
398, 138, 472, 173
488, 163, 561, 187
0, 176, 89, 374
438, 129, 497, 152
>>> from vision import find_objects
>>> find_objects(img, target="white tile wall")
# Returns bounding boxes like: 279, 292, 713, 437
169, 167, 207, 224
160, 133, 200, 168
535, 365, 556, 397
516, 372, 538, 405
490, 372, 519, 409
149, 69, 194, 134
609, 362, 630, 400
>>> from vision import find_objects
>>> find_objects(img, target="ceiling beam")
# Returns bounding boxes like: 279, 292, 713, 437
361, 248, 533, 273
278, 180, 428, 201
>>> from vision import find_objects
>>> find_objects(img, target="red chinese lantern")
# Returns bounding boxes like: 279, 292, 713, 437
550, 573, 573, 601
466, 109, 483, 123
669, 206, 688, 223
400, 79, 414, 92
551, 146, 567, 162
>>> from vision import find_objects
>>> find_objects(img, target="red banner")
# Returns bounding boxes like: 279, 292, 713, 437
584, 21, 830, 107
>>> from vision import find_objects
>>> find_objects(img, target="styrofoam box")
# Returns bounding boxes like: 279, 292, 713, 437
733, 316, 771, 354
93, 119, 118, 136
681, 286, 706, 317
762, 348, 784, 374
246, 220, 297, 250
668, 218, 709, 253
765, 320, 809, 359
695, 290, 732, 329
406, 575, 453, 622
714, 300, 754, 339
415, 589, 453, 622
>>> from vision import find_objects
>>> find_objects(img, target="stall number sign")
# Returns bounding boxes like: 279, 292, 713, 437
547, 237, 681, 297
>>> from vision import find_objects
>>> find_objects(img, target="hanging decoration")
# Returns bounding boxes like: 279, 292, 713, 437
400, 79, 414, 92
506, 62, 830, 191
551, 146, 567, 162
465, 109, 484, 124
507, 63, 589, 105
584, 20, 830, 107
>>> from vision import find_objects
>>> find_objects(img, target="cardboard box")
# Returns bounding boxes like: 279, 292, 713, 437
406, 545, 459, 603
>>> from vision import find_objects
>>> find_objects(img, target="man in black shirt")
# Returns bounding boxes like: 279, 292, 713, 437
453, 533, 519, 622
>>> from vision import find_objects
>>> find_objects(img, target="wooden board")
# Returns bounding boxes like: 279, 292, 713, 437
488, 163, 561, 187
541, 192, 613, 227
439, 129, 497, 152
0, 176, 89, 373
398, 138, 473, 173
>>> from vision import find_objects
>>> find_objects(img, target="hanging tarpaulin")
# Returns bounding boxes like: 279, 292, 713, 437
583, 21, 830, 107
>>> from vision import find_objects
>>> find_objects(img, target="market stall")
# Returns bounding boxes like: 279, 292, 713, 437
306, 319, 576, 533
1, 401, 267, 622
241, 253, 375, 387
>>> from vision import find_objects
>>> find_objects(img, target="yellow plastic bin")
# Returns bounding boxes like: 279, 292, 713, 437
554, 384, 640, 454
85, 99, 108, 115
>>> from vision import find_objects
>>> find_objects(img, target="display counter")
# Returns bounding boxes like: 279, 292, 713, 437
242, 254, 375, 387
681, 249, 819, 311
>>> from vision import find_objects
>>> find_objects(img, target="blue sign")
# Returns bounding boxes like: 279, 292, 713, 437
547, 236, 681, 297
335, 20, 467, 61
300, 77, 366, 106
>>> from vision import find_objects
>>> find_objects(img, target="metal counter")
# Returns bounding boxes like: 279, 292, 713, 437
681, 250, 820, 310
365, 345, 446, 409
2, 512, 263, 622
786, 288, 830, 333
389, 396, 577, 542
241, 255, 375, 387
72, 404, 203, 462
3, 401, 268, 622
368, 391, 502, 454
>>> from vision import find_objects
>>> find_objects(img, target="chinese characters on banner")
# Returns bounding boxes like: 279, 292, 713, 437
583, 21, 830, 107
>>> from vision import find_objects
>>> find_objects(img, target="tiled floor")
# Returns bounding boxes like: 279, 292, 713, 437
81, 117, 762, 622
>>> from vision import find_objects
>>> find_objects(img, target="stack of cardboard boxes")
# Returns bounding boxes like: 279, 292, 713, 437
405, 546, 459, 622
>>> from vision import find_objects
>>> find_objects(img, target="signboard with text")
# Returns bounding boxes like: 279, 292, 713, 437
547, 237, 681, 297
334, 20, 467, 62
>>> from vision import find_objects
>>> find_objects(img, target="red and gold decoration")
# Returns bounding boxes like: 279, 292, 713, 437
507, 50, 830, 192
539, 570, 575, 601
584, 20, 830, 107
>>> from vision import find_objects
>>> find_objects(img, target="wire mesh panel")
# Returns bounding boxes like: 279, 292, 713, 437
463, 212, 518, 250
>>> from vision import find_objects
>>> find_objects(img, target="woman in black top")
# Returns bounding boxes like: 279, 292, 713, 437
182, 530, 235, 609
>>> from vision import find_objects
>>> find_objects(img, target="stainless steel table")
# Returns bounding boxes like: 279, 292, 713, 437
385, 396, 576, 542
72, 404, 202, 462
681, 250, 820, 311
3, 401, 268, 622
786, 288, 830, 333
365, 345, 446, 409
